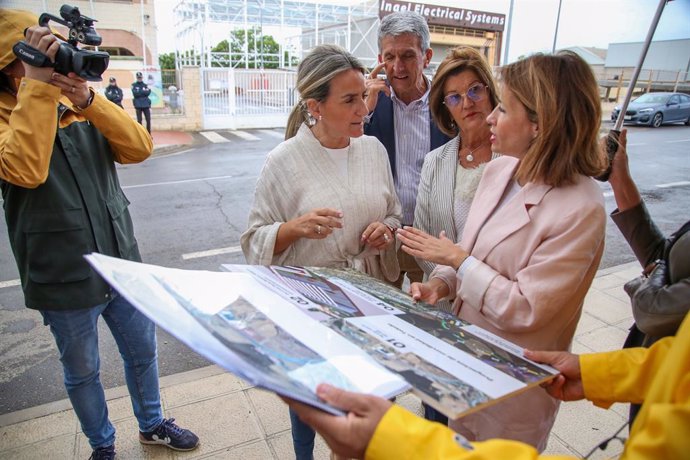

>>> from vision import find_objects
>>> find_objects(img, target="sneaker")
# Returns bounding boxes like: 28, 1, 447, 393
88, 445, 116, 460
139, 418, 200, 451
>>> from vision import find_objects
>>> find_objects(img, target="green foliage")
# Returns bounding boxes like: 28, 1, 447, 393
158, 52, 176, 70
211, 28, 284, 68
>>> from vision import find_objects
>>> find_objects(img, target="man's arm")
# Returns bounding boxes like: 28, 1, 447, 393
0, 79, 60, 187
0, 25, 65, 188
77, 92, 152, 164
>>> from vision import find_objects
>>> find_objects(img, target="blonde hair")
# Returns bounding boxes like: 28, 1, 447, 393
429, 47, 499, 137
285, 44, 366, 140
498, 51, 607, 186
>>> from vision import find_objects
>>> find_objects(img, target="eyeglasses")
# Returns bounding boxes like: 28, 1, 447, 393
443, 83, 488, 108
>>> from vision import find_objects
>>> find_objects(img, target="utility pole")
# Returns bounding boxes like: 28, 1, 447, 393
502, 0, 515, 64
552, 0, 563, 53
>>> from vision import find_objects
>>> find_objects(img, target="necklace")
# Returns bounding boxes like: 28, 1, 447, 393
461, 141, 488, 162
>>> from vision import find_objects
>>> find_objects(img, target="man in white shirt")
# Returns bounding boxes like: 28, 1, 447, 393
364, 11, 451, 291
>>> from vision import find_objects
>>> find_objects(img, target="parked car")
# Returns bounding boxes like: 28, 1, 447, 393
611, 92, 690, 128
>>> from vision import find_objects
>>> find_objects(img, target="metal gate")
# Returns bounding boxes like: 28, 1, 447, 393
201, 68, 297, 130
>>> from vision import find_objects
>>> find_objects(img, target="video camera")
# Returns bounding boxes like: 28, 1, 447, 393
12, 4, 109, 81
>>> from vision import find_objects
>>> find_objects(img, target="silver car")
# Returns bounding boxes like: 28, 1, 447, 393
611, 92, 690, 128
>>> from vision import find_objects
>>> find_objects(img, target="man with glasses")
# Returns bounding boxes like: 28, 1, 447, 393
364, 11, 451, 292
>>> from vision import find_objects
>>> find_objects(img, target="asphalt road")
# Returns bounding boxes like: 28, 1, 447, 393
0, 123, 688, 415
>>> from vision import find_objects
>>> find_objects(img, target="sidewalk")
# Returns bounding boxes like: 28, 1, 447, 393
151, 131, 198, 155
0, 262, 641, 459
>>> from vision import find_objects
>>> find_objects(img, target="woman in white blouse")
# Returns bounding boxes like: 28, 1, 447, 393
412, 47, 500, 308
241, 44, 401, 460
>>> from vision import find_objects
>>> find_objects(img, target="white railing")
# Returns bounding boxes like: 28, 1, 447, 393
201, 68, 298, 129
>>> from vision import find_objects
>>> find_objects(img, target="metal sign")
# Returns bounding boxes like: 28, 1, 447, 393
379, 0, 506, 31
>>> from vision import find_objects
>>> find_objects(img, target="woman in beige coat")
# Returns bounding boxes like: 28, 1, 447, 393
398, 51, 608, 451
241, 44, 401, 460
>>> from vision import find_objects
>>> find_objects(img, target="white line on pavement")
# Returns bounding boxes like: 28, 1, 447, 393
230, 130, 260, 141
200, 131, 230, 143
258, 129, 285, 139
603, 191, 614, 198
666, 139, 690, 143
182, 246, 243, 260
121, 175, 234, 190
0, 279, 20, 289
656, 181, 690, 188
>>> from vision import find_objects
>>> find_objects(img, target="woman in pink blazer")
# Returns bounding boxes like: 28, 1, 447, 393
397, 51, 608, 451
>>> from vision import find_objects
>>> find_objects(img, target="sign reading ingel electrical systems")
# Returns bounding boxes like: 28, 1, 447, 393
379, 0, 506, 32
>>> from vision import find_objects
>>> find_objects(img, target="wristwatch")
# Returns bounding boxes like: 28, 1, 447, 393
73, 89, 95, 112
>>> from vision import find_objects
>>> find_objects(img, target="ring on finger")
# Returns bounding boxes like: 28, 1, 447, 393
315, 224, 322, 235
71, 86, 75, 93
383, 233, 390, 242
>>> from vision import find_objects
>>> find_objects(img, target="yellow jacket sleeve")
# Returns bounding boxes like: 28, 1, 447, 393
70, 91, 152, 164
365, 405, 574, 460
581, 337, 673, 408
0, 79, 61, 188
582, 320, 690, 459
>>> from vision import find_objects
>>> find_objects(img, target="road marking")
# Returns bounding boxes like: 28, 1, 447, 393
182, 245, 243, 260
258, 129, 285, 139
230, 130, 261, 141
200, 131, 230, 143
666, 139, 690, 143
122, 175, 234, 190
603, 191, 614, 198
656, 181, 690, 188
0, 279, 20, 289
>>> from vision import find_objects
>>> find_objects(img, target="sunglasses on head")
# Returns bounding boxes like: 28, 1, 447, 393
443, 83, 488, 108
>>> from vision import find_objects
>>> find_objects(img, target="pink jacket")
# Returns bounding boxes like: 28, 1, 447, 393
432, 156, 606, 450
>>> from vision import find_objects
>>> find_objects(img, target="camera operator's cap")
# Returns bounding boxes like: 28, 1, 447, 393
0, 9, 39, 70
136, 71, 143, 78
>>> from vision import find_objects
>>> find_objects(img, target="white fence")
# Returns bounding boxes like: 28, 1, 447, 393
201, 68, 298, 130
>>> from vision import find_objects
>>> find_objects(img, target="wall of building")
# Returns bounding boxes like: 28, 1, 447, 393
606, 39, 690, 73
151, 66, 203, 132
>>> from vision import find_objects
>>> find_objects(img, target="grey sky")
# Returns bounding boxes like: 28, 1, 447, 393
154, 0, 690, 62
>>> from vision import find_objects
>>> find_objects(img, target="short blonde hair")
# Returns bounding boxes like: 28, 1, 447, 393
499, 51, 607, 186
429, 47, 499, 137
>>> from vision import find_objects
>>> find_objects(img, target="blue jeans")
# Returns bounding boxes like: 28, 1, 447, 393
40, 293, 163, 449
289, 407, 315, 460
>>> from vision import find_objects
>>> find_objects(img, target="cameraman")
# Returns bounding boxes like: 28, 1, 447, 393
0, 10, 199, 460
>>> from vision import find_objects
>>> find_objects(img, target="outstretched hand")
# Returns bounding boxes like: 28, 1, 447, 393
397, 227, 467, 269
283, 384, 392, 459
524, 349, 584, 402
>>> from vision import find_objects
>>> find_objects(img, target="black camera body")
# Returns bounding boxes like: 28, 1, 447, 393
12, 4, 109, 81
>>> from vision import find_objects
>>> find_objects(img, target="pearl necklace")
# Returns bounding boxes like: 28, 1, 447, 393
462, 141, 488, 162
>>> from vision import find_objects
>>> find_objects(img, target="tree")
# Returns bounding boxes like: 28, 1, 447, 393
159, 52, 176, 70
211, 28, 283, 69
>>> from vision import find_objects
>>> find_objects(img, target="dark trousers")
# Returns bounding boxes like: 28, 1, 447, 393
136, 107, 151, 133
424, 403, 449, 426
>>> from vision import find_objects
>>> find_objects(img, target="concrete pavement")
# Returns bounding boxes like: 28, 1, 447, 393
0, 262, 641, 459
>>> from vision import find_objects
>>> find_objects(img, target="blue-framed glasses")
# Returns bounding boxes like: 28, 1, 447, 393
443, 83, 488, 108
